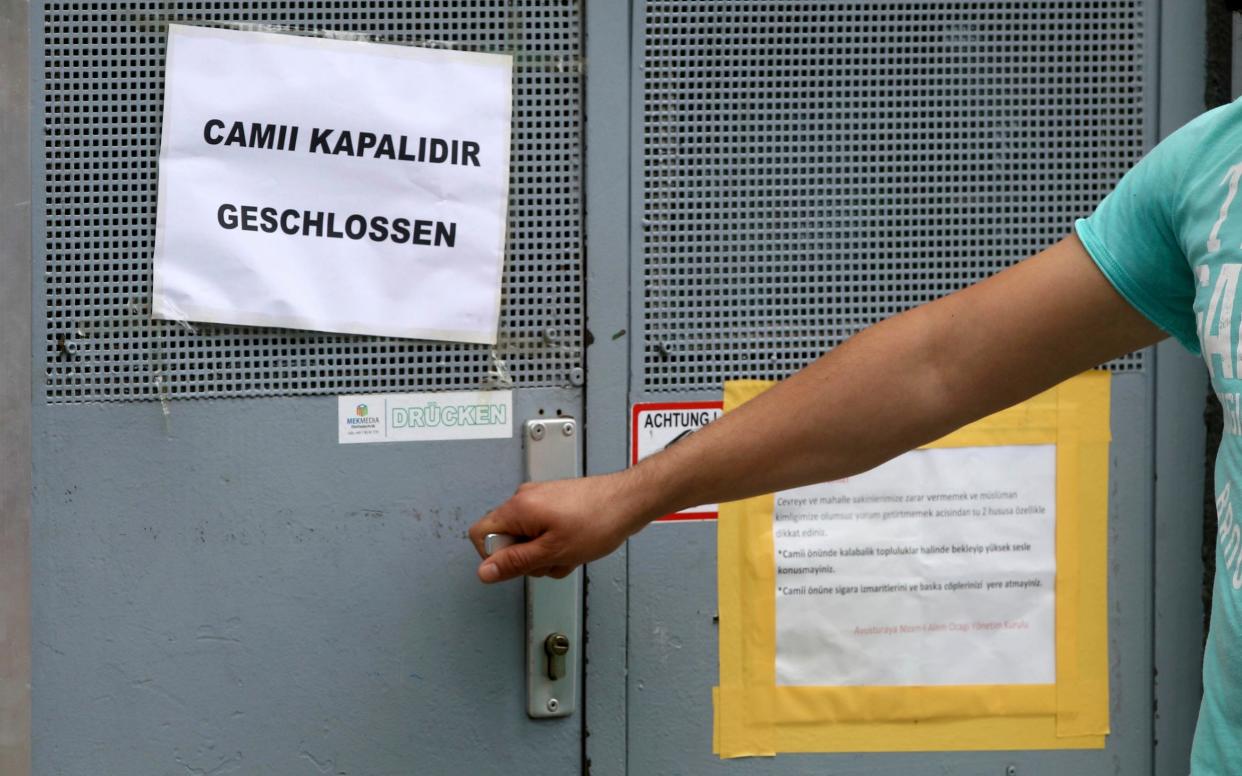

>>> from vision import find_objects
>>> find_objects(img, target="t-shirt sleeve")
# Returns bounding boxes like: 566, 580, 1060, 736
1075, 131, 1200, 354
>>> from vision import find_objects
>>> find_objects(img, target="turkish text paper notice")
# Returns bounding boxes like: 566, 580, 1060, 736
152, 25, 513, 344
774, 445, 1056, 686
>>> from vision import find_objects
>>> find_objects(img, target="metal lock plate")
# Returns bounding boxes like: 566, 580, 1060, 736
524, 418, 581, 718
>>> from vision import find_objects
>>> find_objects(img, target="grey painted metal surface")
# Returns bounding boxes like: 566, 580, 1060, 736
635, 0, 1151, 393
18, 2, 1214, 774
1152, 2, 1211, 772
0, 0, 32, 772
582, 0, 633, 772
1153, 343, 1209, 775
1234, 13, 1242, 100
30, 390, 582, 775
30, 2, 590, 773
626, 377, 1155, 774
38, 1, 584, 402
622, 0, 1194, 773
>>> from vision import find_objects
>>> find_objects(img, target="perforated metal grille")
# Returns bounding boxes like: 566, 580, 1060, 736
42, 2, 583, 402
641, 2, 1148, 390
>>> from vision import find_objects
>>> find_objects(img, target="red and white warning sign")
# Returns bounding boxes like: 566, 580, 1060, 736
631, 401, 724, 521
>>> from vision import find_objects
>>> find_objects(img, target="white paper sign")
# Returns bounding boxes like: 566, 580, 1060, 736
153, 25, 513, 344
774, 445, 1056, 687
338, 391, 512, 444
631, 402, 723, 520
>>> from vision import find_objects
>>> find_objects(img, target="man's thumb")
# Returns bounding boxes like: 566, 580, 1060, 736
479, 540, 548, 583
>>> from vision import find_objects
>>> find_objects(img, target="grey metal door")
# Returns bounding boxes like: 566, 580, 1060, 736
24, 2, 586, 774
580, 1, 1212, 774
5, 1, 1218, 774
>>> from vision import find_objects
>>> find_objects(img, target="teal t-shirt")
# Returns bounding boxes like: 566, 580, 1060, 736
1077, 99, 1242, 775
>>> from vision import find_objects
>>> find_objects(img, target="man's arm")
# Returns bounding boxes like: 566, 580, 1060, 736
468, 234, 1169, 582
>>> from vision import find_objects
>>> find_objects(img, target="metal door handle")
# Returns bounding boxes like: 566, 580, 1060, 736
483, 532, 518, 556
486, 418, 580, 718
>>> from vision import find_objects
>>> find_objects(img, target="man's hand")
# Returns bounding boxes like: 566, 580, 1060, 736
467, 234, 1169, 584
468, 472, 649, 583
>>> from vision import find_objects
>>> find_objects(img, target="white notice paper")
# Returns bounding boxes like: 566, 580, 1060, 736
153, 25, 513, 344
338, 391, 512, 444
631, 403, 723, 520
774, 445, 1056, 687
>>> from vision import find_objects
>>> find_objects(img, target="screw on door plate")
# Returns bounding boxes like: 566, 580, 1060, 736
529, 422, 546, 440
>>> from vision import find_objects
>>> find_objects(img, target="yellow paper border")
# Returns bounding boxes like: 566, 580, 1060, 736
715, 372, 1111, 757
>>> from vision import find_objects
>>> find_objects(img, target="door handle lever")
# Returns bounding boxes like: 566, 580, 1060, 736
483, 532, 519, 556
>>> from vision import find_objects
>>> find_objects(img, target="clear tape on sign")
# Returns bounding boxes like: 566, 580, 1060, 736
483, 347, 515, 390
145, 296, 198, 335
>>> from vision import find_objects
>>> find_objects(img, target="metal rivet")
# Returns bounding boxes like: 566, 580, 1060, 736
546, 698, 559, 713
530, 423, 546, 441
545, 328, 559, 342
562, 423, 574, 437
1006, 766, 1017, 776
568, 367, 584, 386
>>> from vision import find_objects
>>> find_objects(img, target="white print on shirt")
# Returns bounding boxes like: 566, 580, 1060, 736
1197, 263, 1242, 380
1217, 483, 1242, 590
1198, 265, 1242, 435
1220, 391, 1242, 436
1208, 162, 1242, 252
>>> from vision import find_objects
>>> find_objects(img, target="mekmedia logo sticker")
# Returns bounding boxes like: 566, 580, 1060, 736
346, 403, 380, 428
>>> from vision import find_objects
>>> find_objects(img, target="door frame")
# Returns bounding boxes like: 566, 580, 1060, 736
0, 0, 32, 773
1152, 0, 1211, 772
583, 0, 633, 774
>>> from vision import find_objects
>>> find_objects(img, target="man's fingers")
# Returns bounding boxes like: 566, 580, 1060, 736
467, 514, 493, 558
478, 539, 553, 583
469, 485, 542, 558
469, 507, 520, 559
